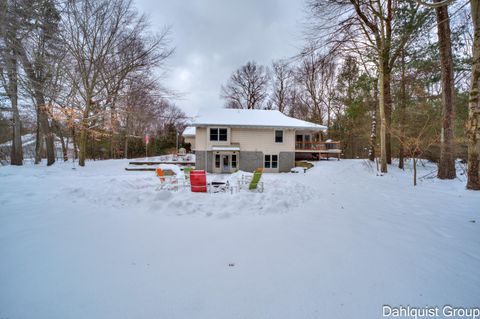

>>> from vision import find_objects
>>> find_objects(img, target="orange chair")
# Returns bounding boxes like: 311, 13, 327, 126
156, 167, 178, 190
156, 167, 165, 182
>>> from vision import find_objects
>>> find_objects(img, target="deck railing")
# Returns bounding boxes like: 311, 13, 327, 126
295, 141, 341, 151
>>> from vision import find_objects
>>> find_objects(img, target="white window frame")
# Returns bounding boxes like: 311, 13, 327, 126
274, 130, 284, 143
264, 154, 279, 169
231, 154, 237, 169
210, 127, 228, 142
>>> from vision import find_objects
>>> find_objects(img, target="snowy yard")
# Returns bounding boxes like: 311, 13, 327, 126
0, 159, 479, 318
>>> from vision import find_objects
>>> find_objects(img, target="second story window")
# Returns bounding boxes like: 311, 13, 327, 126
275, 130, 283, 143
210, 128, 228, 141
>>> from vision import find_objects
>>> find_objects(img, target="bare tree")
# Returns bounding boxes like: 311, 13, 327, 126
296, 51, 324, 124
433, 0, 456, 179
467, 0, 480, 190
308, 0, 430, 172
392, 116, 437, 186
101, 31, 172, 158
221, 61, 270, 109
0, 0, 23, 165
398, 49, 407, 169
14, 0, 61, 166
60, 0, 173, 166
270, 59, 292, 113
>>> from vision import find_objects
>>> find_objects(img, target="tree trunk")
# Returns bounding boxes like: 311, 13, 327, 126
78, 121, 88, 166
467, 0, 480, 190
124, 135, 129, 159
413, 157, 417, 186
6, 55, 23, 165
124, 111, 130, 159
368, 79, 378, 162
78, 100, 92, 167
16, 42, 55, 166
53, 120, 68, 161
37, 96, 55, 166
436, 0, 456, 179
379, 55, 388, 173
368, 109, 377, 161
2, 6, 23, 166
34, 111, 42, 164
399, 50, 407, 170
384, 65, 392, 165
109, 99, 118, 159
72, 124, 78, 160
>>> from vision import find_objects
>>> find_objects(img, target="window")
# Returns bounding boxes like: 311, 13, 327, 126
219, 128, 227, 141
275, 130, 283, 143
215, 154, 220, 168
210, 128, 228, 141
231, 154, 237, 169
210, 128, 218, 141
264, 155, 271, 168
264, 154, 278, 169
272, 155, 278, 168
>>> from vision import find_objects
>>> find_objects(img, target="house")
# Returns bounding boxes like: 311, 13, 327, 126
188, 109, 339, 173
182, 126, 196, 151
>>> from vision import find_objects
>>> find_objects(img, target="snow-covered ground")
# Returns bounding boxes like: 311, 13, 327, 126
0, 159, 479, 318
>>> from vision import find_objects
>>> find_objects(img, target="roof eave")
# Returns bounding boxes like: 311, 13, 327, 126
192, 123, 327, 131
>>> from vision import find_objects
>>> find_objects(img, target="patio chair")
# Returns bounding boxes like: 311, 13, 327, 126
182, 166, 193, 187
248, 168, 264, 192
155, 167, 178, 191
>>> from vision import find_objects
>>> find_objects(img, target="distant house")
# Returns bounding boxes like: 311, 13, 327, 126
187, 109, 339, 173
182, 126, 196, 151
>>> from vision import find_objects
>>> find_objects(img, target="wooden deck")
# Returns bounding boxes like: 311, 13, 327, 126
295, 141, 342, 160
295, 141, 341, 151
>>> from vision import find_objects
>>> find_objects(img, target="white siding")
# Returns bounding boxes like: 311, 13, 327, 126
231, 128, 295, 153
194, 126, 295, 153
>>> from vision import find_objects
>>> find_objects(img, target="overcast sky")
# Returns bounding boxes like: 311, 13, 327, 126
135, 0, 306, 117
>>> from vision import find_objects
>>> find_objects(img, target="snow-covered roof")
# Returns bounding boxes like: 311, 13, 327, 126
183, 126, 196, 136
192, 109, 327, 131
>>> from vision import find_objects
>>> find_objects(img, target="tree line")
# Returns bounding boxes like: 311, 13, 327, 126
0, 0, 186, 167
220, 0, 479, 190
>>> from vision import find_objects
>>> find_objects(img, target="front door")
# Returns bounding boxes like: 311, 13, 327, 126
221, 154, 230, 173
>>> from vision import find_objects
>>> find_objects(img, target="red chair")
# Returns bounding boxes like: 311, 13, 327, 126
190, 170, 207, 192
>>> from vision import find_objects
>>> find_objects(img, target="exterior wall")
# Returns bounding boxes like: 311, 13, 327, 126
239, 151, 263, 172
194, 127, 295, 152
193, 126, 297, 173
195, 150, 294, 173
195, 127, 208, 150
279, 152, 295, 172
195, 151, 213, 172
230, 128, 295, 153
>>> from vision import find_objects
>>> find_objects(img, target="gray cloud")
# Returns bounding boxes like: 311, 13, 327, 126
135, 0, 305, 116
